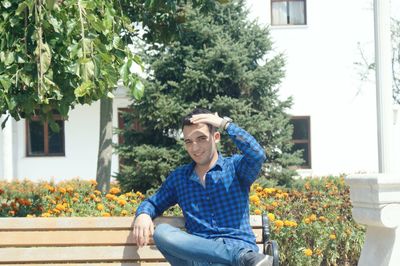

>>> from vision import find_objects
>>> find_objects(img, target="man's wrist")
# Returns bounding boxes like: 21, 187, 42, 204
220, 117, 233, 130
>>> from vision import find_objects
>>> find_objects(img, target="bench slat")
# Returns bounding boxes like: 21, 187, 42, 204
0, 246, 163, 263
0, 216, 262, 231
0, 229, 263, 246
0, 263, 170, 266
0, 245, 263, 263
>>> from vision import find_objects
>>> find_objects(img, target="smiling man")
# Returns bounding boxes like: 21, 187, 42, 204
133, 108, 272, 266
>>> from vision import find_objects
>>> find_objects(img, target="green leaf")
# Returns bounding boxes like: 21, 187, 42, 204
74, 80, 92, 97
2, 1, 11, 9
0, 76, 11, 91
107, 91, 114, 98
35, 43, 52, 74
48, 119, 60, 133
4, 52, 14, 66
80, 60, 95, 80
45, 0, 57, 10
15, 2, 28, 15
119, 59, 132, 83
132, 79, 144, 100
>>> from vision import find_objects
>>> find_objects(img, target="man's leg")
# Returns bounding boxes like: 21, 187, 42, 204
153, 223, 241, 266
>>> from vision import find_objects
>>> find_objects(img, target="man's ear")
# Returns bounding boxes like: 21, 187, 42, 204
214, 131, 221, 143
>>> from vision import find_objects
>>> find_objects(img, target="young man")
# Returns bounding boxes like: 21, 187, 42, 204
133, 108, 272, 266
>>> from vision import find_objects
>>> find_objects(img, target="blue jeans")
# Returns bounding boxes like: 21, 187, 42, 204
153, 223, 250, 266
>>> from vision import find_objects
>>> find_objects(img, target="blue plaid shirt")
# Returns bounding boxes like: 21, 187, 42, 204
136, 123, 266, 251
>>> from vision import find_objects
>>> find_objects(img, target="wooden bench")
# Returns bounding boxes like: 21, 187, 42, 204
0, 215, 279, 266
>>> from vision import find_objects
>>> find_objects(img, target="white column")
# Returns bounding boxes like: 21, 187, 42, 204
345, 1, 400, 265
374, 0, 394, 174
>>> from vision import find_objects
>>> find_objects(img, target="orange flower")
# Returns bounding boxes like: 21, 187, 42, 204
121, 210, 128, 216
304, 248, 313, 256
267, 213, 275, 221
319, 216, 327, 222
309, 214, 317, 221
249, 195, 260, 204
58, 187, 66, 194
329, 234, 336, 240
118, 199, 127, 206
109, 187, 121, 195
55, 204, 66, 211
254, 209, 262, 215
97, 204, 105, 211
274, 220, 284, 228
102, 212, 111, 217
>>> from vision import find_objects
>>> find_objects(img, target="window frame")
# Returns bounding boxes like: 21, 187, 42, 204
25, 114, 65, 157
290, 116, 311, 169
271, 0, 307, 26
117, 108, 143, 145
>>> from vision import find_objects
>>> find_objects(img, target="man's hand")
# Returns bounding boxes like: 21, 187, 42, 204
133, 213, 154, 247
190, 113, 224, 128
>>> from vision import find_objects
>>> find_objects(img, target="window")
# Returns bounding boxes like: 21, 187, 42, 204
290, 116, 311, 168
26, 113, 65, 156
271, 0, 307, 26
117, 108, 142, 144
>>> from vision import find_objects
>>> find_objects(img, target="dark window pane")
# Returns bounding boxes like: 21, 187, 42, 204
48, 120, 64, 154
293, 143, 310, 166
292, 119, 309, 140
29, 121, 44, 155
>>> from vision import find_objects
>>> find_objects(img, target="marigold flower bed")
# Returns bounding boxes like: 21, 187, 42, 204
0, 176, 364, 265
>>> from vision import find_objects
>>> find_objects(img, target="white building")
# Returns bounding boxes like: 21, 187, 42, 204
0, 0, 399, 182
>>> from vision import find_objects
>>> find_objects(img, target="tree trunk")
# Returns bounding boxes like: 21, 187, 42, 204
96, 97, 113, 193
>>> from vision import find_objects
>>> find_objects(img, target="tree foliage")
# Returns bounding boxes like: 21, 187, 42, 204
0, 0, 145, 129
116, 0, 303, 193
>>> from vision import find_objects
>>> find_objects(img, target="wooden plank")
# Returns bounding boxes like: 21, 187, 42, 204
0, 217, 183, 231
0, 244, 263, 264
0, 263, 170, 266
0, 216, 262, 231
0, 228, 263, 247
0, 246, 164, 263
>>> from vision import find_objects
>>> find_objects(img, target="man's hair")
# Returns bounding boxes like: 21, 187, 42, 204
181, 108, 216, 133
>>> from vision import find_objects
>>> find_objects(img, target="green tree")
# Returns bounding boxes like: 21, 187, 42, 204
0, 0, 218, 192
116, 0, 303, 193
0, 0, 144, 128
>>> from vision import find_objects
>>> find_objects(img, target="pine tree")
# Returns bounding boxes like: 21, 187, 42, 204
116, 0, 303, 193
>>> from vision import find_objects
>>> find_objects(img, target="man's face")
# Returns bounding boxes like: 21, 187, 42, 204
183, 123, 220, 166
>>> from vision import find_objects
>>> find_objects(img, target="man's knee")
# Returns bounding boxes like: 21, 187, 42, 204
153, 223, 176, 246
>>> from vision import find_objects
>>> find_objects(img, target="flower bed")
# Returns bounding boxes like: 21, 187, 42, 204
0, 176, 364, 265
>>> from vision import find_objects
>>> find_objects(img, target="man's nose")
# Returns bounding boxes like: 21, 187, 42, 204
192, 142, 200, 151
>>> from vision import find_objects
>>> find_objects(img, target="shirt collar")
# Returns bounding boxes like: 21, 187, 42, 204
188, 153, 225, 183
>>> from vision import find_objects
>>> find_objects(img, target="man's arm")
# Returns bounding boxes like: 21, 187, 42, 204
133, 174, 178, 247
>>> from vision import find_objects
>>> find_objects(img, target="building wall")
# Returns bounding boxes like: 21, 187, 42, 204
0, 120, 3, 180
0, 90, 131, 182
246, 0, 385, 176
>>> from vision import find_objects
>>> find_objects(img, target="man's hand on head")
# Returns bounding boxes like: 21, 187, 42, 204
190, 113, 224, 128
133, 213, 154, 247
